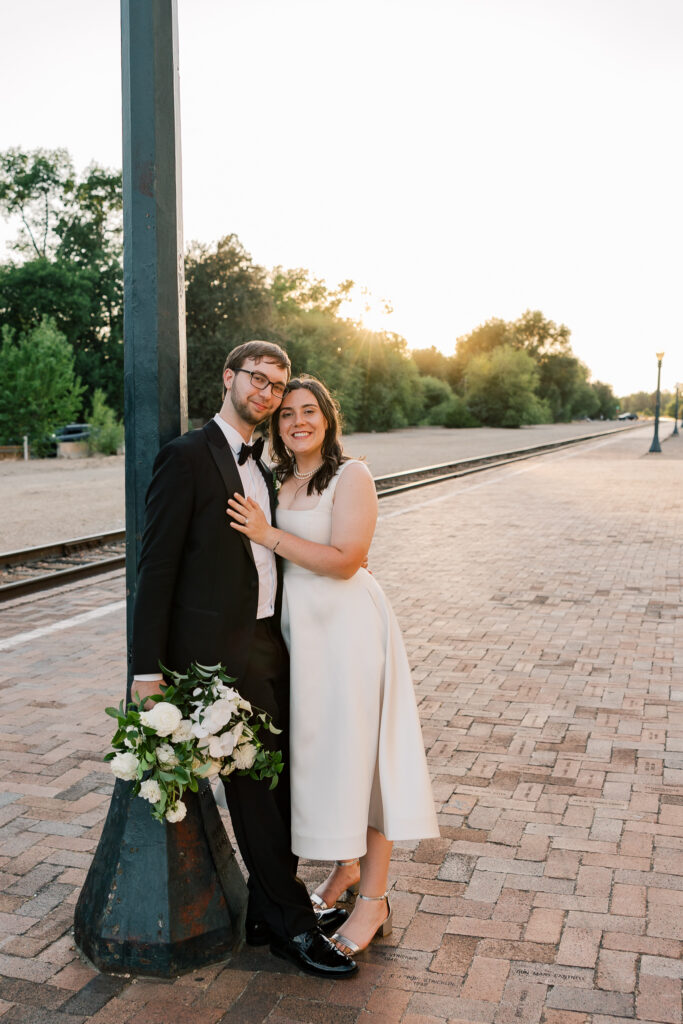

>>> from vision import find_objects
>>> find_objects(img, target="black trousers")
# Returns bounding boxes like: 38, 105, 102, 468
223, 616, 316, 939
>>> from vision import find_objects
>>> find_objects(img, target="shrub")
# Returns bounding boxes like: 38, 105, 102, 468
428, 395, 480, 428
87, 389, 124, 455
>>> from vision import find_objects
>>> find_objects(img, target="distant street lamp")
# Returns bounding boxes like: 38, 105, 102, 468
673, 383, 680, 437
649, 351, 665, 453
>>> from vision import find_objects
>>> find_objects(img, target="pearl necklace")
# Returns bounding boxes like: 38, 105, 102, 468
293, 460, 323, 480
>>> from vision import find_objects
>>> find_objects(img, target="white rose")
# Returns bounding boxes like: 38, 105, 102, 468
208, 732, 236, 759
233, 743, 257, 770
156, 743, 179, 768
110, 751, 140, 781
196, 698, 237, 737
165, 801, 187, 823
170, 719, 194, 744
139, 779, 162, 804
139, 702, 183, 737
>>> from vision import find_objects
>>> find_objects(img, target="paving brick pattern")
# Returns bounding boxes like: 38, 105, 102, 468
0, 428, 682, 1022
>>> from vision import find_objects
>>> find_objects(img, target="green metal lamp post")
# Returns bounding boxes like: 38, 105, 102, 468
673, 383, 680, 437
73, 0, 247, 977
649, 352, 665, 453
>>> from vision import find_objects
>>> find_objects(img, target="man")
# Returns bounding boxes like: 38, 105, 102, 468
130, 340, 356, 978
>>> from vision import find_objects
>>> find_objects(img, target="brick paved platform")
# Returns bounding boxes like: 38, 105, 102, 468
1, 425, 682, 1023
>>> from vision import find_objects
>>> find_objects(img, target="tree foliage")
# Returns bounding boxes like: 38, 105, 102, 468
185, 235, 275, 420
0, 148, 621, 438
465, 346, 551, 428
87, 388, 124, 455
0, 318, 84, 452
0, 148, 123, 414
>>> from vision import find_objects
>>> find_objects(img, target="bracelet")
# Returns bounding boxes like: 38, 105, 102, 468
272, 538, 281, 553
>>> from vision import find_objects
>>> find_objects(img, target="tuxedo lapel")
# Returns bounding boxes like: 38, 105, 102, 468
203, 420, 254, 565
256, 458, 278, 523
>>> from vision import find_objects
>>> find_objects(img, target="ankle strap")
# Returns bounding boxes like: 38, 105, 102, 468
335, 859, 359, 867
358, 890, 389, 902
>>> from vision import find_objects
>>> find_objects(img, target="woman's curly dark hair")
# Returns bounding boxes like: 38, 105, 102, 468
270, 376, 348, 495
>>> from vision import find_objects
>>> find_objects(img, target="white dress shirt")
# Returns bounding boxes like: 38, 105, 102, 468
212, 414, 277, 620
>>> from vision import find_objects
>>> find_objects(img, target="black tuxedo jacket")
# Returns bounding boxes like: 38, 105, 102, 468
131, 419, 280, 680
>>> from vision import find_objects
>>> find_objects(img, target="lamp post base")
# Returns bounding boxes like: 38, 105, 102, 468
74, 779, 248, 977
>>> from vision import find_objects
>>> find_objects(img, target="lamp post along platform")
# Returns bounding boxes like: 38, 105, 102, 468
74, 0, 248, 976
649, 352, 665, 453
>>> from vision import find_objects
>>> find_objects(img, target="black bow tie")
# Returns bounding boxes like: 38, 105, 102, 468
237, 437, 265, 465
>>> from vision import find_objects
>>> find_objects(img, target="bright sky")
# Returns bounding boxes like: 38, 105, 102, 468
1, 0, 681, 396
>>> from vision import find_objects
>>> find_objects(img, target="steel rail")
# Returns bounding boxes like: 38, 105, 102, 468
0, 423, 645, 601
0, 530, 126, 568
373, 423, 643, 496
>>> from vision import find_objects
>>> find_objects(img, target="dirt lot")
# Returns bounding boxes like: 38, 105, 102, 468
3, 420, 645, 551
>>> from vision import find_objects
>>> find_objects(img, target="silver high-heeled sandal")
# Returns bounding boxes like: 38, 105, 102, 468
310, 859, 360, 911
331, 890, 393, 954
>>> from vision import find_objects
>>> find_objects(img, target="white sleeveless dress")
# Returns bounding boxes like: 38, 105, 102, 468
278, 461, 440, 860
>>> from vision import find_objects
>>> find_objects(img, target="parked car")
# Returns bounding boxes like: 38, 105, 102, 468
617, 412, 638, 421
41, 423, 91, 457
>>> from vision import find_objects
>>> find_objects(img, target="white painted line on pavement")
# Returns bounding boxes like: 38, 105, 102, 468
378, 431, 632, 521
0, 600, 126, 652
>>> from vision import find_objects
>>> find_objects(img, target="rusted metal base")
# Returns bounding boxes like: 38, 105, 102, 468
74, 779, 248, 977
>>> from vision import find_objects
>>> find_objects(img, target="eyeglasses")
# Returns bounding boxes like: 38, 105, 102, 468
234, 368, 287, 399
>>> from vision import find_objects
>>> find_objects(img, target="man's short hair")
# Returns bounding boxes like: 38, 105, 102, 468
223, 341, 291, 379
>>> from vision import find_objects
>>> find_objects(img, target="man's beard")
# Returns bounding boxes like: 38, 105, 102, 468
230, 388, 268, 427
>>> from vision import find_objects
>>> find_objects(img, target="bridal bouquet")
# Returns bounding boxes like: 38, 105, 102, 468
104, 662, 283, 823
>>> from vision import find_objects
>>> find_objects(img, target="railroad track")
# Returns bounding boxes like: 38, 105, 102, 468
0, 424, 643, 601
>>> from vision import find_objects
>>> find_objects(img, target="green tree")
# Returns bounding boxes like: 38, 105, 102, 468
185, 235, 274, 420
0, 148, 123, 414
451, 318, 510, 388
0, 317, 83, 452
537, 353, 597, 421
591, 381, 619, 419
509, 309, 572, 359
418, 375, 454, 422
412, 346, 453, 382
464, 345, 550, 428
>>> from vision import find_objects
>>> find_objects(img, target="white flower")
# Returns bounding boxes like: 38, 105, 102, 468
156, 743, 179, 768
215, 683, 239, 699
207, 732, 236, 759
170, 718, 194, 744
123, 726, 140, 749
233, 743, 257, 770
220, 761, 236, 777
165, 801, 187, 823
139, 702, 183, 737
194, 698, 237, 737
139, 779, 162, 803
238, 698, 252, 714
110, 751, 140, 781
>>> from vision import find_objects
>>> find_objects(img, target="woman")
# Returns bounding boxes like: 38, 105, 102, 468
227, 376, 439, 955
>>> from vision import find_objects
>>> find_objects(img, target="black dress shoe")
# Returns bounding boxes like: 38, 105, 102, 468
315, 905, 349, 936
270, 927, 358, 978
246, 907, 348, 946
245, 919, 271, 947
